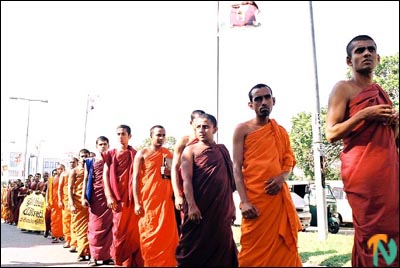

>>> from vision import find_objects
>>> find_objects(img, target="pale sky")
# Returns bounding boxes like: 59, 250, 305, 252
1, 1, 399, 160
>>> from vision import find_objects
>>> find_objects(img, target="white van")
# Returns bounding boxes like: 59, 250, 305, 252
232, 191, 242, 226
326, 180, 353, 226
286, 181, 312, 230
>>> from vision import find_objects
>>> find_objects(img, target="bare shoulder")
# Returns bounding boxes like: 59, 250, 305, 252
175, 135, 190, 149
135, 148, 146, 158
233, 119, 254, 137
329, 80, 355, 101
182, 142, 196, 155
276, 122, 289, 134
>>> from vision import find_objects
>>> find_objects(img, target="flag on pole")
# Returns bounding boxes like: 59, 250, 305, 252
10, 152, 23, 168
88, 95, 97, 111
218, 1, 261, 32
84, 94, 99, 147
230, 1, 261, 27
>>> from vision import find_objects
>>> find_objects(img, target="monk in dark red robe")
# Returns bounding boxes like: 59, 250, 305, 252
103, 145, 143, 267
176, 114, 238, 267
82, 136, 114, 265
340, 84, 399, 267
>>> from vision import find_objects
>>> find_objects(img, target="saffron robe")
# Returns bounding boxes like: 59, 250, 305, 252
103, 147, 143, 267
4, 186, 13, 223
340, 83, 399, 267
138, 147, 178, 267
70, 167, 90, 257
176, 144, 238, 267
59, 172, 77, 247
47, 176, 63, 238
1, 186, 9, 221
239, 119, 302, 267
86, 158, 113, 261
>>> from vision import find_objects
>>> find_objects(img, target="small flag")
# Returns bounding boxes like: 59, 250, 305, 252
218, 1, 261, 32
15, 153, 22, 164
230, 1, 261, 27
89, 96, 95, 111
87, 94, 99, 112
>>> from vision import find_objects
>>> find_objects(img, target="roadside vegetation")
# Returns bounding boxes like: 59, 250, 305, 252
232, 226, 353, 267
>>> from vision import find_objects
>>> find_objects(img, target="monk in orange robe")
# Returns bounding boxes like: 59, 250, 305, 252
233, 84, 302, 266
1, 183, 9, 222
58, 162, 77, 250
326, 35, 399, 267
68, 150, 90, 262
103, 124, 143, 267
47, 166, 64, 242
133, 125, 178, 267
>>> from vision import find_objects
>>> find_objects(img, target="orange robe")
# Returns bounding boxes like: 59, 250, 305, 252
340, 84, 399, 267
71, 167, 90, 257
239, 119, 302, 267
47, 176, 64, 238
60, 172, 77, 248
103, 147, 143, 267
1, 186, 10, 222
138, 148, 179, 267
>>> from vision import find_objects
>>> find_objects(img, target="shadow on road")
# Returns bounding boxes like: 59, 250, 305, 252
1, 227, 51, 248
1, 222, 114, 267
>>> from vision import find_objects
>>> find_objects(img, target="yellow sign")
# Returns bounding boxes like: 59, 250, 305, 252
17, 192, 46, 231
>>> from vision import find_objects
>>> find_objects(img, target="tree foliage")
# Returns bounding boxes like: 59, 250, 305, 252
289, 108, 342, 181
291, 53, 398, 181
135, 136, 176, 152
374, 52, 399, 109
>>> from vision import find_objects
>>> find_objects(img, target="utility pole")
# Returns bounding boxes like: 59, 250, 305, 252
9, 97, 48, 178
216, 1, 220, 143
83, 94, 90, 148
308, 1, 328, 240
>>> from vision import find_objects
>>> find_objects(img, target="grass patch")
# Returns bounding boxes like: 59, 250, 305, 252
232, 226, 353, 267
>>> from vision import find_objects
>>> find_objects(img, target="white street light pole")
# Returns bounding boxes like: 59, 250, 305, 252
83, 94, 90, 148
9, 97, 48, 178
308, 1, 328, 240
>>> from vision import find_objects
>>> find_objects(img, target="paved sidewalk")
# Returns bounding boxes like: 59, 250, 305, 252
2, 221, 333, 267
1, 222, 114, 267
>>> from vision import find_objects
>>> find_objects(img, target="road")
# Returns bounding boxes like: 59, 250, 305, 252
2, 220, 350, 267
1, 222, 114, 267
